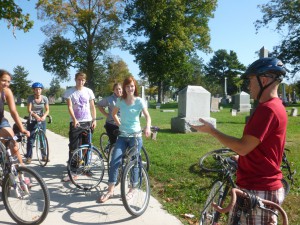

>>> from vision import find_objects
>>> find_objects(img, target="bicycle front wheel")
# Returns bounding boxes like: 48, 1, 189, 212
199, 148, 236, 172
68, 146, 105, 190
2, 166, 50, 225
99, 133, 110, 161
199, 181, 223, 225
35, 130, 49, 167
121, 160, 150, 217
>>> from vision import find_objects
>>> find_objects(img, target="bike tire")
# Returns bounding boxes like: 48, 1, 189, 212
99, 133, 110, 161
2, 166, 50, 225
121, 160, 150, 217
199, 148, 236, 172
199, 181, 224, 225
140, 146, 150, 172
67, 146, 105, 190
35, 130, 49, 167
281, 178, 290, 196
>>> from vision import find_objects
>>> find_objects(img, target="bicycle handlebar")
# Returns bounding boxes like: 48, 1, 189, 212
212, 188, 288, 225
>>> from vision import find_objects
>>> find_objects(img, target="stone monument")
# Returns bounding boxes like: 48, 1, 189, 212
232, 91, 251, 113
171, 85, 216, 133
211, 97, 220, 112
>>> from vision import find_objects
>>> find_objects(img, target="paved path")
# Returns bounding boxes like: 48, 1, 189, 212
0, 111, 183, 225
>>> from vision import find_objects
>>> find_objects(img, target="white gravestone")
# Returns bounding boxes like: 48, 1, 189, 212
171, 85, 216, 133
290, 107, 298, 117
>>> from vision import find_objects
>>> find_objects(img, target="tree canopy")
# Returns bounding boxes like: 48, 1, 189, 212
37, 0, 125, 91
0, 0, 34, 35
124, 0, 217, 102
256, 0, 300, 77
101, 57, 133, 96
205, 49, 246, 96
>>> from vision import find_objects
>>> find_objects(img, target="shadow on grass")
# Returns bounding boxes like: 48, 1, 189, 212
188, 163, 219, 179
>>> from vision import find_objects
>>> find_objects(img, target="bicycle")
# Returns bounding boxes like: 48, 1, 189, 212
198, 148, 294, 225
107, 130, 151, 217
67, 119, 105, 191
0, 133, 50, 225
107, 126, 159, 185
199, 148, 295, 195
212, 188, 288, 225
99, 132, 110, 161
101, 131, 151, 172
18, 115, 52, 167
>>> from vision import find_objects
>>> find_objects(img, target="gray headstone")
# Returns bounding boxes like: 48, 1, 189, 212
211, 97, 220, 112
232, 91, 251, 113
171, 85, 216, 133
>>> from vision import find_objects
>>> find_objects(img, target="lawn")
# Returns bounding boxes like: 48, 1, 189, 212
13, 102, 300, 224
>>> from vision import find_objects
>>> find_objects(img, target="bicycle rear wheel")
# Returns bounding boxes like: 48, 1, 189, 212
199, 181, 223, 225
68, 146, 105, 190
18, 136, 27, 156
121, 160, 150, 217
99, 133, 110, 161
199, 148, 236, 172
35, 130, 49, 167
140, 146, 150, 172
2, 166, 50, 225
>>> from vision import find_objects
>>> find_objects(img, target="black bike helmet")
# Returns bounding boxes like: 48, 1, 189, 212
243, 57, 287, 81
32, 82, 44, 89
243, 57, 287, 100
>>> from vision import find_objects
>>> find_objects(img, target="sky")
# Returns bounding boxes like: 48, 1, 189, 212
0, 0, 292, 89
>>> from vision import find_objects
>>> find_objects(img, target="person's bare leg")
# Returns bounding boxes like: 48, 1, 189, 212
0, 127, 24, 165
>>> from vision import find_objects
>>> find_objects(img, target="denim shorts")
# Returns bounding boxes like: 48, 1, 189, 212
0, 118, 11, 129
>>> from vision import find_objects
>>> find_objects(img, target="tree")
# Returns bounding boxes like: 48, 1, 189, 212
124, 0, 217, 103
46, 77, 63, 99
256, 0, 300, 77
0, 0, 34, 35
205, 49, 246, 96
10, 66, 32, 99
102, 57, 132, 96
37, 0, 125, 91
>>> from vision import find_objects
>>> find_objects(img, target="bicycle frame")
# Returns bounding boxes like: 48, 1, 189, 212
0, 136, 29, 197
213, 188, 289, 225
200, 155, 237, 223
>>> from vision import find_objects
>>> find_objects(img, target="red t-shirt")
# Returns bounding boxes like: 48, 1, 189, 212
236, 98, 287, 190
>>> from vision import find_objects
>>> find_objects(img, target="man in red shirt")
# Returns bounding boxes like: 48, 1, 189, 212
191, 57, 288, 224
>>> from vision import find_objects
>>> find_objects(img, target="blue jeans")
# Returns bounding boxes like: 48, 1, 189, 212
26, 121, 46, 158
108, 136, 142, 185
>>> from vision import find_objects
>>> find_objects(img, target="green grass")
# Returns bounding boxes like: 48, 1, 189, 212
13, 102, 300, 224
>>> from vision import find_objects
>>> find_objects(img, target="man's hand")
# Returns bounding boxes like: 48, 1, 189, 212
190, 118, 215, 134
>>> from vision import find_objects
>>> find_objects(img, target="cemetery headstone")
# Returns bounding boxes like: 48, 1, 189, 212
232, 91, 251, 113
290, 107, 298, 117
211, 97, 220, 112
231, 109, 237, 116
171, 85, 216, 133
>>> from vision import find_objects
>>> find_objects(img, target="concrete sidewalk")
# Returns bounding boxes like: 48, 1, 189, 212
0, 111, 183, 225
